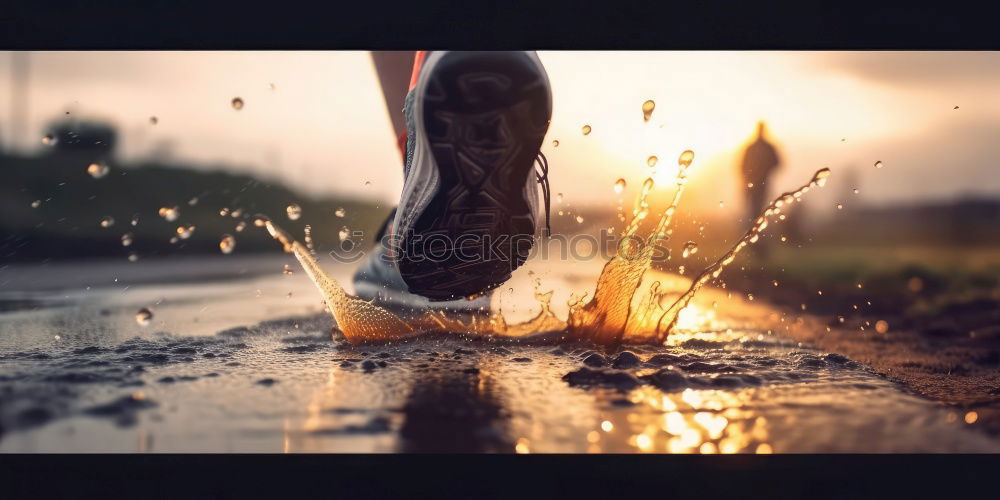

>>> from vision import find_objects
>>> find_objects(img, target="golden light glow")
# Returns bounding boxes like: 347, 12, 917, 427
515, 438, 531, 454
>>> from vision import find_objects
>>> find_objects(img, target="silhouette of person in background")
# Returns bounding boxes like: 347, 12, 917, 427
740, 121, 781, 257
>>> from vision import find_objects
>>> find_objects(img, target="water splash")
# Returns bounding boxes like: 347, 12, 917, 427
647, 168, 831, 342
252, 150, 829, 347
566, 150, 696, 345
259, 217, 413, 343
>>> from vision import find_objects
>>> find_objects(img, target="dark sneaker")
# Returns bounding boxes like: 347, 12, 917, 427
352, 221, 492, 312
383, 51, 553, 301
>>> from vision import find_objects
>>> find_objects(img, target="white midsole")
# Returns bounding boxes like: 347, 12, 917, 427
353, 281, 492, 313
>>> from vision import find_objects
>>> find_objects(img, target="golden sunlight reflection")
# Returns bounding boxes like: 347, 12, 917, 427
597, 386, 772, 454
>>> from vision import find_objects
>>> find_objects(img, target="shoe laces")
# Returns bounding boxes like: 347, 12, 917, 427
534, 151, 552, 238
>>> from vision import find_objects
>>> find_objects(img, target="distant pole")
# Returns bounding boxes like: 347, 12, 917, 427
10, 51, 30, 153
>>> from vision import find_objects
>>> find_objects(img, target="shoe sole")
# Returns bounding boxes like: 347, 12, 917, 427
395, 51, 551, 301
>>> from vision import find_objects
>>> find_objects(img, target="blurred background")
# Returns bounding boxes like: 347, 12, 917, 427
1, 51, 999, 325
3, 51, 1000, 448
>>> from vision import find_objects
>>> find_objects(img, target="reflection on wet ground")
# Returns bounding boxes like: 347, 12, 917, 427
1, 255, 998, 452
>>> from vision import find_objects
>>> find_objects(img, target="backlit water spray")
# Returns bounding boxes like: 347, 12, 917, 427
256, 159, 830, 345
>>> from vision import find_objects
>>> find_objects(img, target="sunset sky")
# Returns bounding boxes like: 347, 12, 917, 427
2, 51, 999, 216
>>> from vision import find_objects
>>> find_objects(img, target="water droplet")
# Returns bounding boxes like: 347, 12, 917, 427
576, 215, 584, 224
718, 201, 724, 208
836, 203, 843, 210
283, 264, 294, 275
188, 197, 199, 206
87, 162, 110, 179
613, 178, 626, 194
339, 226, 350, 241
149, 116, 158, 125
269, 83, 276, 90
235, 221, 247, 232
581, 124, 592, 136
231, 97, 244, 110
552, 139, 559, 147
364, 180, 372, 186
219, 234, 236, 254
954, 105, 960, 110
100, 216, 115, 228
286, 204, 302, 221
681, 241, 699, 258
335, 207, 346, 218
874, 160, 883, 169
646, 155, 658, 168
159, 206, 179, 221
642, 100, 655, 122
853, 188, 859, 194
252, 214, 270, 227
42, 134, 57, 146
135, 307, 153, 326
127, 252, 139, 262
678, 150, 695, 167
30, 200, 41, 208
219, 207, 230, 217
556, 193, 564, 203
231, 208, 243, 218
131, 214, 140, 226
176, 224, 195, 239
813, 167, 832, 187
169, 236, 179, 244
121, 233, 133, 247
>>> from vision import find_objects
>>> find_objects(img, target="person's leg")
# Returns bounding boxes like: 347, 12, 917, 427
370, 51, 419, 160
